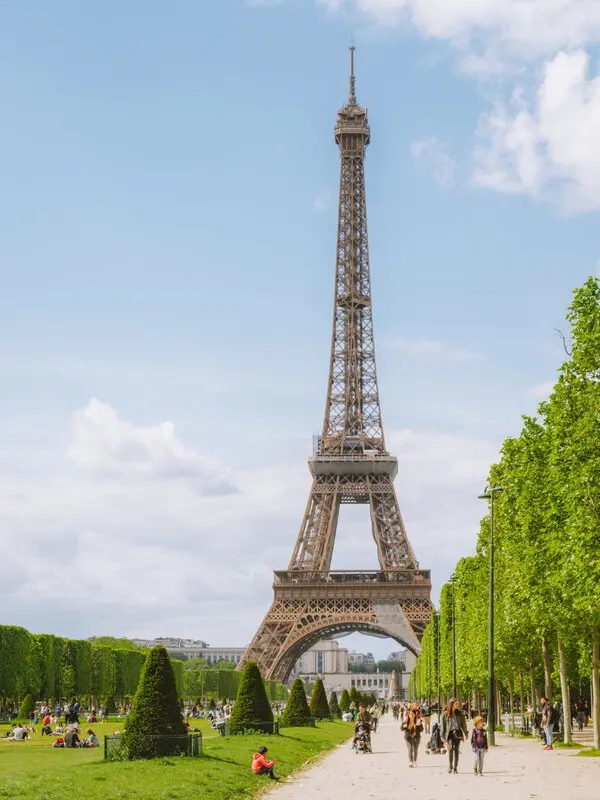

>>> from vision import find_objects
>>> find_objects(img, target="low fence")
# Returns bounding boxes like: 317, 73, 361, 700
104, 732, 202, 761
215, 719, 281, 736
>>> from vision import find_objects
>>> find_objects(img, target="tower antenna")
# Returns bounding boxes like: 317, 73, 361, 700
349, 43, 356, 104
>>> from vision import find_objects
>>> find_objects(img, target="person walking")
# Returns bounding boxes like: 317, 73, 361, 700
441, 698, 468, 774
422, 703, 431, 734
401, 702, 423, 768
470, 716, 488, 776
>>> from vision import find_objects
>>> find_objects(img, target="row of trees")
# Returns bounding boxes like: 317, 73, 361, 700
182, 659, 287, 703
410, 277, 600, 749
0, 624, 181, 711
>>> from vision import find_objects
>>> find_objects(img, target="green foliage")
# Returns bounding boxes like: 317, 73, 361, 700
228, 661, 273, 734
412, 276, 600, 749
377, 659, 406, 673
309, 677, 330, 720
124, 645, 187, 759
329, 690, 341, 718
18, 694, 35, 718
339, 689, 350, 713
349, 686, 360, 705
281, 677, 312, 727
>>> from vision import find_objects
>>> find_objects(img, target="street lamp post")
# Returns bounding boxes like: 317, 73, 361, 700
478, 485, 504, 747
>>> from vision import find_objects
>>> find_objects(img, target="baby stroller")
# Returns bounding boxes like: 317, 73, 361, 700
352, 721, 372, 754
425, 722, 446, 755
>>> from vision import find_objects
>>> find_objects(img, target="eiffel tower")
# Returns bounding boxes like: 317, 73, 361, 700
241, 48, 432, 683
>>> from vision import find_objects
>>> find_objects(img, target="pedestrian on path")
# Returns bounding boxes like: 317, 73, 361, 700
470, 715, 488, 776
441, 698, 468, 774
540, 697, 555, 751
401, 702, 423, 768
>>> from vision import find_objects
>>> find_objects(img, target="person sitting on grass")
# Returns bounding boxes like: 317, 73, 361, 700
81, 729, 99, 747
252, 746, 279, 780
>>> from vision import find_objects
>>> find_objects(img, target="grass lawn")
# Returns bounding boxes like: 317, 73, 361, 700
0, 718, 353, 799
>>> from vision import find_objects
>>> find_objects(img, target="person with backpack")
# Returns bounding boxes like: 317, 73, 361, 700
540, 697, 556, 750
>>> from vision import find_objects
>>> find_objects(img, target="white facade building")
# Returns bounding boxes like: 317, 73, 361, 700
129, 638, 245, 664
293, 639, 349, 675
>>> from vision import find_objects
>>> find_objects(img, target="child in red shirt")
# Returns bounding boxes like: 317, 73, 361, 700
252, 746, 278, 780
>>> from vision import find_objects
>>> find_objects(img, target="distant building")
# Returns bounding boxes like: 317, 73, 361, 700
293, 640, 349, 675
348, 651, 375, 665
128, 638, 245, 664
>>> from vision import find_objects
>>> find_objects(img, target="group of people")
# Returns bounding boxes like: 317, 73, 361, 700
400, 699, 488, 775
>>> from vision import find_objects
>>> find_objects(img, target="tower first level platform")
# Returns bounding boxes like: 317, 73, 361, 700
243, 570, 432, 683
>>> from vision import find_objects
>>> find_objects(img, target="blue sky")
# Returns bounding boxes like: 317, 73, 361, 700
1, 1, 599, 659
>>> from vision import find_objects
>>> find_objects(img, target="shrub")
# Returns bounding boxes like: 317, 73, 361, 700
339, 689, 350, 713
123, 645, 187, 759
309, 677, 330, 720
228, 661, 273, 735
349, 686, 360, 705
19, 694, 35, 719
281, 677, 312, 727
329, 691, 341, 719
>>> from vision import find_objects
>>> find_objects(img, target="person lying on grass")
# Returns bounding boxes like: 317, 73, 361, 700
252, 746, 279, 780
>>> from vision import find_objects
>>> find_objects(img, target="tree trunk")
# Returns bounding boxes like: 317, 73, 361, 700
557, 636, 572, 743
529, 652, 537, 710
519, 671, 525, 717
508, 677, 514, 715
541, 635, 553, 700
593, 625, 600, 750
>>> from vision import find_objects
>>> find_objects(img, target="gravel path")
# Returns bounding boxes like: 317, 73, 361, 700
265, 714, 600, 799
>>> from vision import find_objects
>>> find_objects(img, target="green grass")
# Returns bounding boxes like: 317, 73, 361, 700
578, 747, 600, 757
0, 719, 353, 799
554, 741, 585, 749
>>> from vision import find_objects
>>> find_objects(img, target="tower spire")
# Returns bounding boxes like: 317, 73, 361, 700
349, 44, 356, 104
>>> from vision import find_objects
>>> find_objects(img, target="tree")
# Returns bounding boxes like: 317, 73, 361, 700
329, 690, 341, 719
339, 688, 350, 713
349, 686, 360, 705
123, 645, 187, 759
228, 661, 273, 734
309, 677, 330, 720
281, 677, 312, 727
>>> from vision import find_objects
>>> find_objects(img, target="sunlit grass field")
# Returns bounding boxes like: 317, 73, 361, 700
0, 718, 353, 799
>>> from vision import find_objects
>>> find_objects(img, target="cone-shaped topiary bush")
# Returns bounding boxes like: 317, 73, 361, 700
19, 694, 35, 719
228, 661, 273, 734
281, 677, 312, 727
339, 688, 350, 713
329, 690, 341, 719
309, 677, 330, 720
349, 686, 360, 705
123, 645, 187, 759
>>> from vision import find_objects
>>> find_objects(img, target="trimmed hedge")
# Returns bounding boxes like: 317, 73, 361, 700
123, 645, 187, 759
18, 694, 35, 719
339, 688, 350, 713
228, 661, 273, 735
309, 677, 330, 720
329, 690, 341, 719
281, 678, 312, 727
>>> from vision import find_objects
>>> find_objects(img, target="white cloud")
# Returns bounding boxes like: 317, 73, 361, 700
67, 399, 236, 492
411, 137, 456, 188
526, 380, 554, 399
305, 2, 600, 211
474, 50, 600, 211
389, 337, 482, 363
0, 399, 497, 639
318, 1, 600, 64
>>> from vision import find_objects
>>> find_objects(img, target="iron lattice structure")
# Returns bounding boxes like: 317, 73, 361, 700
240, 50, 432, 683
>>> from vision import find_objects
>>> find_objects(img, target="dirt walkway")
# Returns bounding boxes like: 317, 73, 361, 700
266, 714, 600, 799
